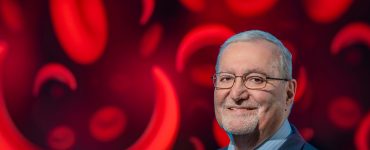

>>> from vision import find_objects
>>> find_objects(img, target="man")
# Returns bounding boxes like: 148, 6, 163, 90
213, 30, 317, 150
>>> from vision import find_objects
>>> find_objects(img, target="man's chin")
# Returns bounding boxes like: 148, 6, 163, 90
222, 118, 259, 135
224, 125, 257, 135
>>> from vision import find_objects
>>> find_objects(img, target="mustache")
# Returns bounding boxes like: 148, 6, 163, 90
223, 101, 260, 109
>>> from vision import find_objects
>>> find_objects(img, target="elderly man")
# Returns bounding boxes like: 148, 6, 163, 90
213, 30, 316, 150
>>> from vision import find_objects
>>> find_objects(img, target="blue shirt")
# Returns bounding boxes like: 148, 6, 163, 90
227, 119, 292, 150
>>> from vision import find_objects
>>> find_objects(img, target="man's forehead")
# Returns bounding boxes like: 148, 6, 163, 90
218, 65, 277, 76
218, 45, 281, 76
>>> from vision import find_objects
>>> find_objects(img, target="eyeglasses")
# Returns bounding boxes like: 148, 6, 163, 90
212, 72, 290, 89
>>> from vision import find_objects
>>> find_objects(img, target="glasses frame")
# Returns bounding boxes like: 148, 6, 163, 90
212, 72, 290, 90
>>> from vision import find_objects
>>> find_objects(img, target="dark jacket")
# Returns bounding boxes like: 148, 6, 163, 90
278, 125, 317, 150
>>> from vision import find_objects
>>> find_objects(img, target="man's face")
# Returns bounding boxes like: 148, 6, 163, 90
214, 40, 292, 136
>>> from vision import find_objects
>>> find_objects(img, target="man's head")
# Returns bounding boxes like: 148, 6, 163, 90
214, 30, 297, 139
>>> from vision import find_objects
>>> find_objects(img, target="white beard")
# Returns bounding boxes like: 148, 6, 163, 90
221, 111, 259, 135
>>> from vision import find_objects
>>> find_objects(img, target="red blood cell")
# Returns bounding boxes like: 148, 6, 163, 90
355, 112, 370, 150
328, 97, 362, 129
304, 0, 352, 23
190, 64, 214, 87
140, 0, 155, 25
140, 23, 163, 58
128, 66, 180, 150
47, 126, 75, 150
50, 0, 108, 64
176, 24, 234, 73
33, 63, 77, 97
213, 119, 229, 148
225, 0, 278, 17
189, 136, 205, 150
90, 106, 127, 142
331, 22, 370, 55
179, 0, 205, 13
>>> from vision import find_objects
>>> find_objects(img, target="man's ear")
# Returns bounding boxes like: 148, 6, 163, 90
286, 79, 297, 106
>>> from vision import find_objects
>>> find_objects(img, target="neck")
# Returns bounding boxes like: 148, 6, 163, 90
231, 132, 260, 150
230, 118, 287, 150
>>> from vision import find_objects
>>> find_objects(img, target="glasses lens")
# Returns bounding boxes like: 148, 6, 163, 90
245, 76, 266, 89
214, 73, 234, 88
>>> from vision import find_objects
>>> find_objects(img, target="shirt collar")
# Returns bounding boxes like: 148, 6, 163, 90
227, 119, 292, 150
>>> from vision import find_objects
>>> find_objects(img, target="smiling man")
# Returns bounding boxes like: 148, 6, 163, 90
213, 30, 316, 150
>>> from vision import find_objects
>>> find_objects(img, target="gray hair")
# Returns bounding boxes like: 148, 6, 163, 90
215, 30, 293, 79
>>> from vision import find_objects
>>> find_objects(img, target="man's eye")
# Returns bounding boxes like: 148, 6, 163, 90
248, 77, 264, 84
219, 76, 233, 82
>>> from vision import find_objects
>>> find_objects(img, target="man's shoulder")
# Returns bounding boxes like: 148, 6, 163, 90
218, 147, 228, 150
279, 124, 318, 150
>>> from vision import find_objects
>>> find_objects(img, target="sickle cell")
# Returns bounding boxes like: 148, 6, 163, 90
176, 24, 234, 73
128, 66, 180, 150
331, 22, 370, 55
32, 63, 77, 97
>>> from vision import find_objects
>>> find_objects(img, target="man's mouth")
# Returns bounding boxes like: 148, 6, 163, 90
227, 106, 258, 111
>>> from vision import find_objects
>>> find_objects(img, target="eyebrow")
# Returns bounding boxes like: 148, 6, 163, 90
243, 69, 268, 76
217, 68, 269, 76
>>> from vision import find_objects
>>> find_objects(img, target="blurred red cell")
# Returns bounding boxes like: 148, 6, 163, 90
90, 106, 127, 142
140, 23, 163, 58
190, 64, 214, 87
304, 0, 352, 23
47, 125, 75, 150
355, 112, 370, 150
189, 136, 205, 150
331, 22, 370, 55
328, 96, 362, 129
140, 0, 155, 25
128, 66, 180, 150
213, 119, 229, 148
33, 63, 77, 97
179, 0, 205, 13
176, 24, 234, 73
299, 127, 314, 141
50, 0, 108, 64
0, 0, 24, 32
0, 41, 38, 150
295, 67, 307, 102
225, 0, 278, 17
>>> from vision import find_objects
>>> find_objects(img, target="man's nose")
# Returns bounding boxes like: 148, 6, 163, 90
230, 77, 249, 102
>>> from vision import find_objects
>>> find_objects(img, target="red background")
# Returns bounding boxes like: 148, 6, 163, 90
0, 0, 369, 149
